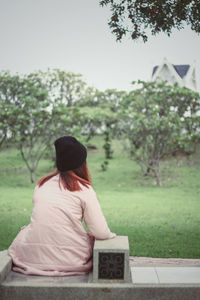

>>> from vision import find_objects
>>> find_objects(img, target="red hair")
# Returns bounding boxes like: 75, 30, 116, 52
37, 161, 91, 192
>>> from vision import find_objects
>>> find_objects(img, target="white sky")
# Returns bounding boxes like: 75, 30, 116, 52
0, 0, 200, 92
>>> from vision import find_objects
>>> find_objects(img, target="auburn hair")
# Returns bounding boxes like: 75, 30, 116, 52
37, 160, 91, 192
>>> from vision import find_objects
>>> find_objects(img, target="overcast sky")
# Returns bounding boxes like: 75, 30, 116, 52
0, 0, 200, 92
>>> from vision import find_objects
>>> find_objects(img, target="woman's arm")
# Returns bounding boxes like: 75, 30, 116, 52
82, 187, 116, 240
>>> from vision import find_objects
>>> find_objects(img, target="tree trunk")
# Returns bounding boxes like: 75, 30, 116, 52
154, 169, 162, 187
155, 174, 162, 187
30, 170, 35, 183
138, 162, 147, 176
0, 134, 6, 148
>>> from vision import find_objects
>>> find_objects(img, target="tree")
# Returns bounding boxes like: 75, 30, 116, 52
79, 105, 116, 171
6, 72, 54, 183
78, 88, 124, 170
0, 71, 22, 148
37, 69, 87, 107
99, 0, 200, 42
0, 71, 80, 182
36, 68, 92, 143
9, 69, 95, 171
118, 80, 200, 186
78, 87, 126, 142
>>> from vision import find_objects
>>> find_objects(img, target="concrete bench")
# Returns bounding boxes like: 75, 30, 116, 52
1, 236, 200, 300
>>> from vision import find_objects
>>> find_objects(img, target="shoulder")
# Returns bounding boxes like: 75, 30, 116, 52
79, 184, 96, 196
76, 184, 97, 206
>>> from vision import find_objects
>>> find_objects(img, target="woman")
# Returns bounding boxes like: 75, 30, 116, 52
8, 136, 116, 276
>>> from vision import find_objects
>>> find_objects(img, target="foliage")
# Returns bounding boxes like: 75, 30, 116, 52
0, 71, 22, 148
81, 88, 124, 168
1, 68, 199, 184
0, 72, 53, 182
84, 88, 126, 111
78, 88, 126, 142
99, 0, 200, 42
77, 88, 123, 169
118, 80, 200, 186
37, 68, 87, 107
0, 71, 81, 182
0, 69, 124, 178
36, 70, 123, 145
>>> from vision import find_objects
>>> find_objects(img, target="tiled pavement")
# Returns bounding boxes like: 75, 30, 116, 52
131, 267, 200, 284
130, 257, 200, 284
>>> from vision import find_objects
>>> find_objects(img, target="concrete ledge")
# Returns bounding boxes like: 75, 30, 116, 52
0, 251, 12, 284
1, 250, 200, 300
1, 283, 200, 300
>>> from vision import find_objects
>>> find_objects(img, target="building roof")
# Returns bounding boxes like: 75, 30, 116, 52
152, 66, 158, 76
173, 65, 190, 78
152, 64, 190, 78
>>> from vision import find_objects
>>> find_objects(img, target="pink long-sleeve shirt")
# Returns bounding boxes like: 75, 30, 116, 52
8, 174, 116, 276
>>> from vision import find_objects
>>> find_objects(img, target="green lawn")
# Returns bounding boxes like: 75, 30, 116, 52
0, 137, 200, 258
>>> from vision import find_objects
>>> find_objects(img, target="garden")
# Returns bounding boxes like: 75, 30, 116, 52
0, 69, 200, 258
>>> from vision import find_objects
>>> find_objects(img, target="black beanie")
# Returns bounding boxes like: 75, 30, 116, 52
54, 136, 87, 172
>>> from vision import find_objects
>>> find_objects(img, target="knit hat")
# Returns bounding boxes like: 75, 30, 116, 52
54, 136, 87, 172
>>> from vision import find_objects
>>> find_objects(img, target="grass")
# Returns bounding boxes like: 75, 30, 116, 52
0, 136, 200, 258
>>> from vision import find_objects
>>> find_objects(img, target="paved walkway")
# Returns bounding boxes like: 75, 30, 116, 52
131, 267, 200, 284
129, 257, 200, 284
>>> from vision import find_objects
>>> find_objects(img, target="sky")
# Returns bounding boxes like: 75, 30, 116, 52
0, 0, 200, 92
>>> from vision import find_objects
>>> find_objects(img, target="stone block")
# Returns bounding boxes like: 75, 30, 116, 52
91, 236, 132, 283
0, 250, 12, 284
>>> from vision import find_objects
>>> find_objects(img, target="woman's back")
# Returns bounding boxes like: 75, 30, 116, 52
8, 136, 116, 276
9, 174, 94, 276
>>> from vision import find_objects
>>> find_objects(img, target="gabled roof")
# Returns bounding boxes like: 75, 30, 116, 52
152, 64, 190, 78
173, 65, 190, 78
152, 66, 158, 76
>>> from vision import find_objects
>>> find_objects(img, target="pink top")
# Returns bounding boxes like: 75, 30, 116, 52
8, 174, 116, 276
